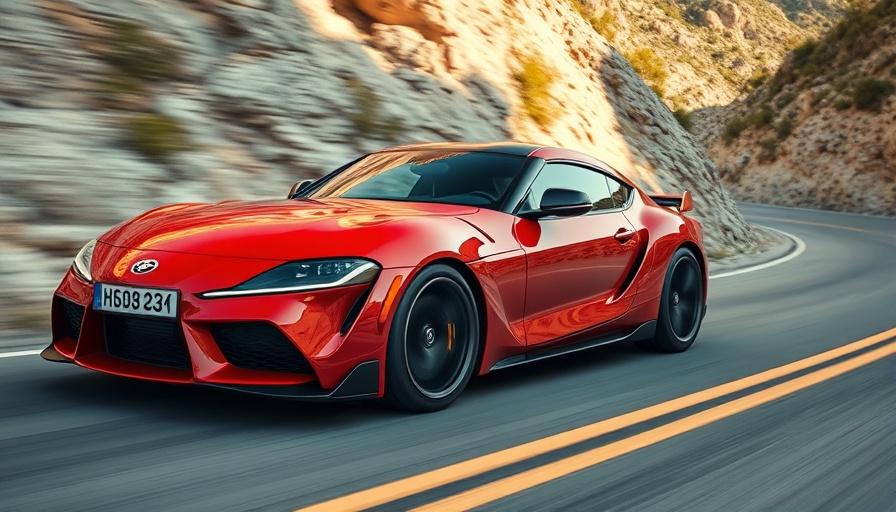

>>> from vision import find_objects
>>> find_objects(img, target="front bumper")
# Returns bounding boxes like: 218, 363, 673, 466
46, 253, 413, 399
42, 343, 380, 400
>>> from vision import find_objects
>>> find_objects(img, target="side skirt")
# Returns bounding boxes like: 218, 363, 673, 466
489, 320, 657, 371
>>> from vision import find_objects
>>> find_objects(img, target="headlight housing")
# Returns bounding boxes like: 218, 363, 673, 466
72, 239, 97, 283
199, 258, 380, 298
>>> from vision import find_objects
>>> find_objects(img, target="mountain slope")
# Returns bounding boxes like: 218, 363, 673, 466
767, 0, 850, 29
704, 0, 896, 214
570, 0, 844, 111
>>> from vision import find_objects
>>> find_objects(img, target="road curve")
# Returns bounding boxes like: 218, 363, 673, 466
1, 204, 894, 511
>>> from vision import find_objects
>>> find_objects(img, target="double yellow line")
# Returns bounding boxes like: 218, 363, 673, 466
298, 327, 896, 511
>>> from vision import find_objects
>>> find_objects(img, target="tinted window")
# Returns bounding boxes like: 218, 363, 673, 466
308, 150, 526, 209
606, 176, 631, 208
520, 163, 618, 213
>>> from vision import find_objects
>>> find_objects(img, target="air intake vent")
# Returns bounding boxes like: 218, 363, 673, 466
59, 298, 85, 342
212, 322, 313, 374
105, 314, 191, 369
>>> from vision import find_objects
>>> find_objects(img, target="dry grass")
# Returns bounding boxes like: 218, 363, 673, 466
625, 48, 668, 98
513, 55, 557, 128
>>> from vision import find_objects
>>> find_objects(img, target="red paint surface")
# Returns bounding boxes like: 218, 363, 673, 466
49, 144, 705, 398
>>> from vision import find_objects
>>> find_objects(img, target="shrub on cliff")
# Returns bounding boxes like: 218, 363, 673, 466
723, 117, 747, 142
125, 113, 189, 160
852, 78, 895, 111
105, 20, 180, 81
776, 117, 794, 140
673, 109, 693, 132
747, 104, 774, 128
346, 78, 404, 141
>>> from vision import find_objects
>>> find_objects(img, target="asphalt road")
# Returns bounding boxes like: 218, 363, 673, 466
1, 204, 895, 511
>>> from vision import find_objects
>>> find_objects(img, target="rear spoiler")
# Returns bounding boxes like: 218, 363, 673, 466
649, 190, 693, 213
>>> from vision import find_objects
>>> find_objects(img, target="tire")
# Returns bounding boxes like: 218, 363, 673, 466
638, 247, 705, 353
383, 264, 480, 412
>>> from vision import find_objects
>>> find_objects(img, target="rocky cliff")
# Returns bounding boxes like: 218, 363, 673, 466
702, 0, 896, 214
572, 0, 846, 111
0, 0, 757, 333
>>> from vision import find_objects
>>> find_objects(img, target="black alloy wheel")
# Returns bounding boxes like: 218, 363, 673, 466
384, 264, 480, 412
639, 247, 705, 353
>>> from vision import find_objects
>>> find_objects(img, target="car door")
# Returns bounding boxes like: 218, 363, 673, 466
515, 162, 641, 347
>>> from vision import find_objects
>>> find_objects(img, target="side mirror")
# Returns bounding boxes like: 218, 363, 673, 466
521, 188, 592, 219
288, 179, 315, 198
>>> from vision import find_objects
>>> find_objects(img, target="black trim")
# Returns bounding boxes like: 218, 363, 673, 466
616, 235, 648, 296
499, 157, 546, 214
340, 286, 372, 335
650, 196, 683, 208
207, 360, 380, 400
291, 155, 365, 199
40, 344, 73, 363
490, 321, 657, 371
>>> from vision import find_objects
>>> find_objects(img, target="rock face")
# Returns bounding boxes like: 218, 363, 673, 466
353, 0, 454, 42
572, 0, 841, 112
0, 0, 756, 333
715, 2, 744, 30
704, 10, 726, 31
702, 0, 896, 215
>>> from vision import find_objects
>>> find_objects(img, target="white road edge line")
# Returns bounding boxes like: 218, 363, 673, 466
0, 226, 807, 359
738, 201, 895, 219
0, 349, 43, 359
709, 225, 806, 280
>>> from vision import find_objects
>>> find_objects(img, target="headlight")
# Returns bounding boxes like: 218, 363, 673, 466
199, 258, 379, 298
72, 239, 97, 283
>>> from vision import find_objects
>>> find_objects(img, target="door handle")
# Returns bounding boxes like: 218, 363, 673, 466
614, 228, 636, 243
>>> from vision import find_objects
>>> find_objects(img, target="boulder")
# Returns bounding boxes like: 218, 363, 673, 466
714, 1, 743, 30
703, 10, 725, 31
351, 0, 454, 42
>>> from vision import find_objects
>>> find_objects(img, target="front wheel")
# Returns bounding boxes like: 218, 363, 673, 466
383, 265, 480, 412
639, 248, 705, 353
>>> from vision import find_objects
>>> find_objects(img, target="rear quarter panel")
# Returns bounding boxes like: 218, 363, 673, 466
623, 190, 706, 315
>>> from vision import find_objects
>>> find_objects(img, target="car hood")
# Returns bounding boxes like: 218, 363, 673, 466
100, 198, 480, 260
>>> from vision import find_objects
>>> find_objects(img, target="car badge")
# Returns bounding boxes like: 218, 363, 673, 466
131, 259, 159, 274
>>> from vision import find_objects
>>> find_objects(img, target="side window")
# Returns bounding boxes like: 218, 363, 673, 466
606, 176, 631, 208
521, 163, 617, 213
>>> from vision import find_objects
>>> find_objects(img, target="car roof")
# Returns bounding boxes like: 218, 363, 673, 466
371, 142, 632, 186
374, 141, 543, 157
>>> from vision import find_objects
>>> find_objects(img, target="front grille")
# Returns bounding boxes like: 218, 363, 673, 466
59, 298, 85, 341
211, 322, 313, 374
104, 314, 192, 369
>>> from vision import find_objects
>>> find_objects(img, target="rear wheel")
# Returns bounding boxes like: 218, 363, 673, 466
638, 248, 704, 353
384, 265, 480, 412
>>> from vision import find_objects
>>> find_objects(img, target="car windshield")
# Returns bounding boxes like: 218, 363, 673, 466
306, 150, 527, 209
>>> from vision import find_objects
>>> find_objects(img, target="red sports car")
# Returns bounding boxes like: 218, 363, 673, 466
43, 142, 707, 412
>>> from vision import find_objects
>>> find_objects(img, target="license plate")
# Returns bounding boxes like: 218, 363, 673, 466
93, 283, 179, 318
